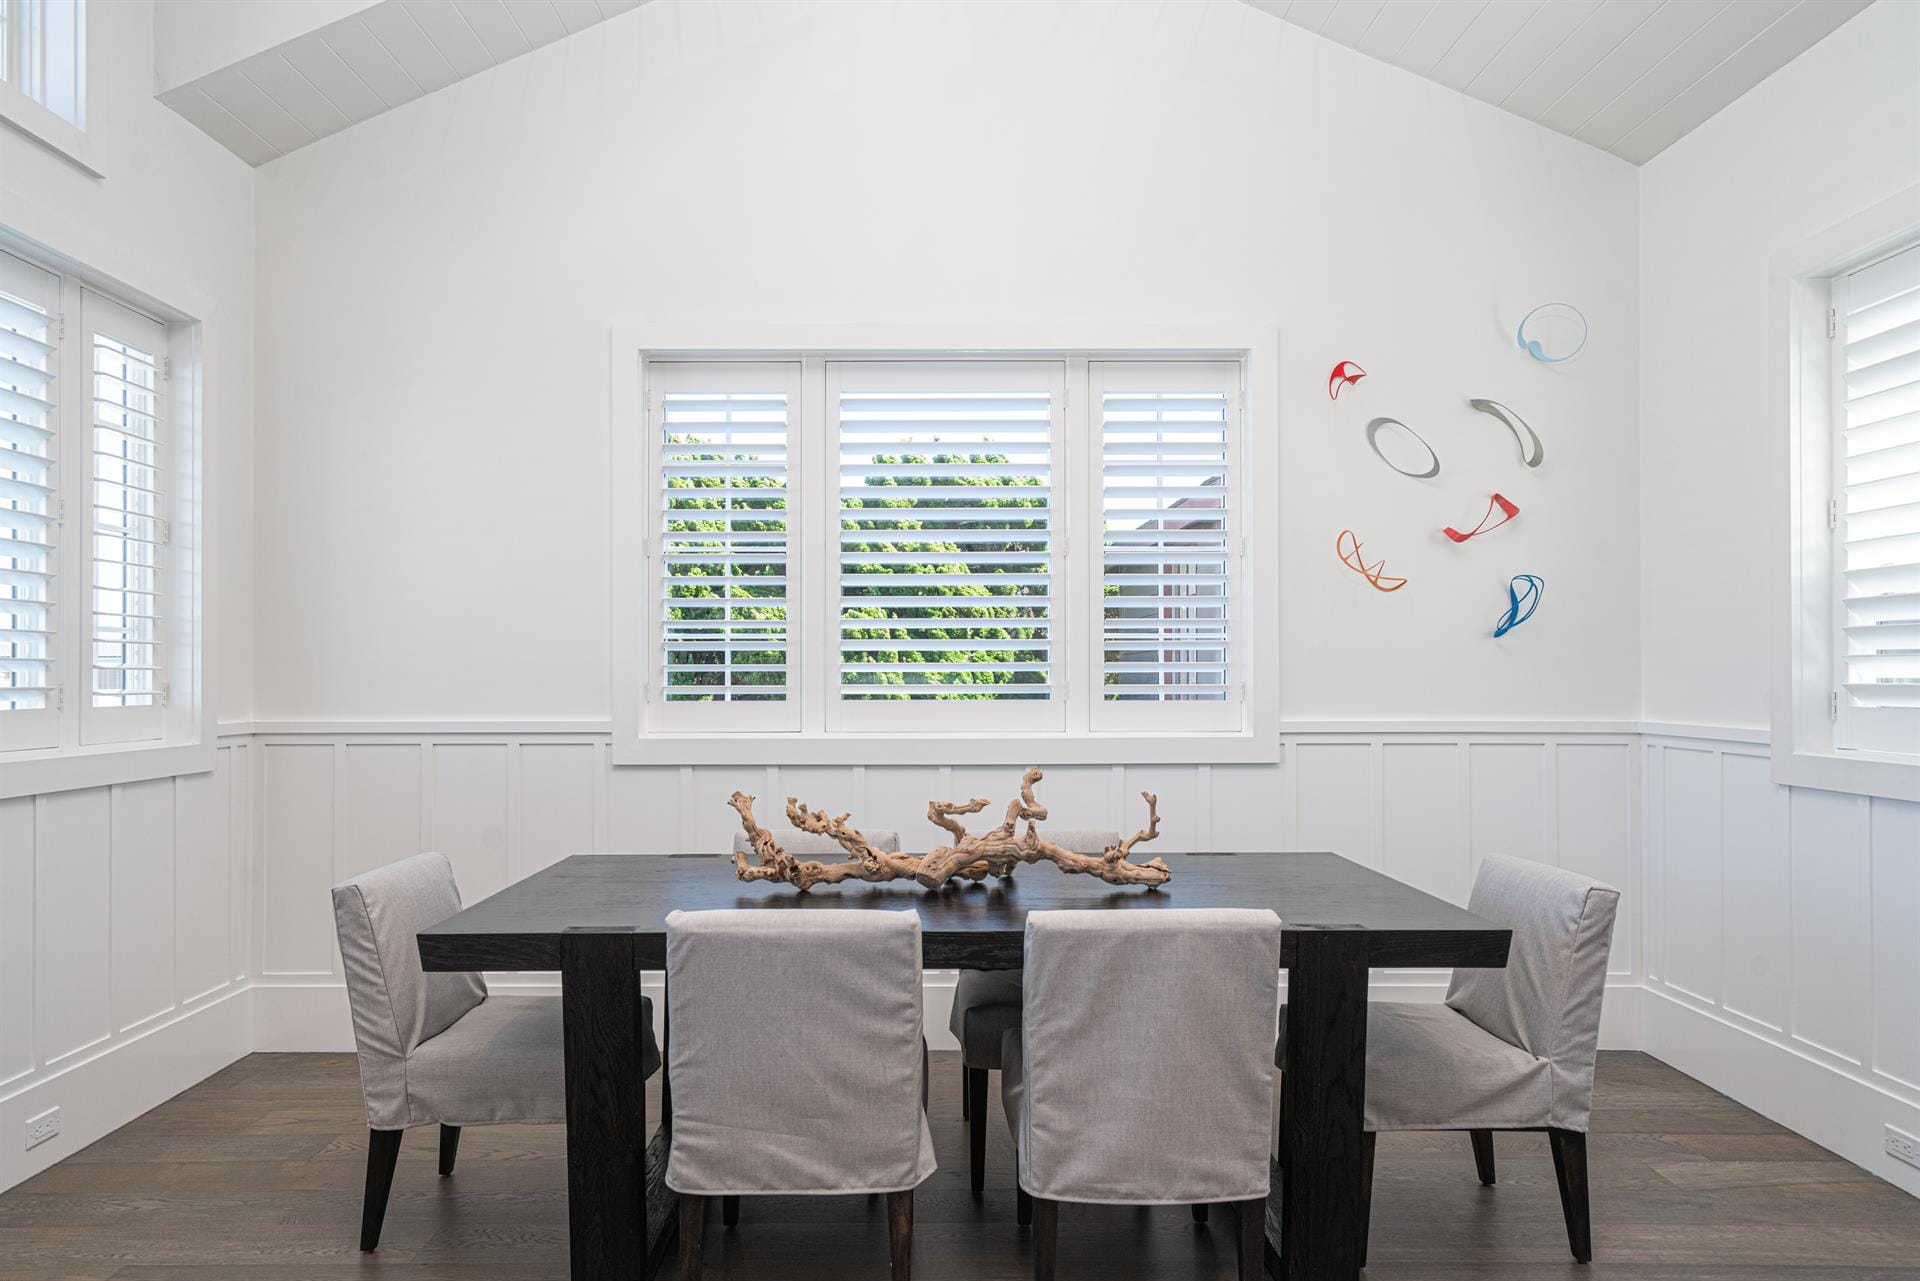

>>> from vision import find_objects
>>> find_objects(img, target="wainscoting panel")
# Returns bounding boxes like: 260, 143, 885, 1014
245, 727, 1643, 1029
0, 743, 253, 1194
1641, 731, 1920, 1197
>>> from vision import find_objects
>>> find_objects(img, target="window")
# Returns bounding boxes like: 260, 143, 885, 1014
1831, 241, 1920, 757
0, 0, 84, 129
650, 361, 798, 732
616, 340, 1275, 765
830, 361, 1063, 732
0, 249, 57, 752
0, 246, 182, 765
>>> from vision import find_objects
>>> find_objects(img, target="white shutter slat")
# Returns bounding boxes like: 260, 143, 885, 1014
87, 320, 165, 714
837, 380, 1053, 704
1, 263, 58, 727
659, 387, 791, 705
1100, 383, 1231, 706
1839, 244, 1920, 714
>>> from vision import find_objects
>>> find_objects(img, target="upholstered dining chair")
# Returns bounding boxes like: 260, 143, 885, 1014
667, 908, 936, 1280
331, 853, 661, 1253
1275, 853, 1619, 1265
1002, 908, 1282, 1281
947, 828, 1117, 1193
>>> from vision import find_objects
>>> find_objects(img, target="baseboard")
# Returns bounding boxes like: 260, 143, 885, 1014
252, 975, 1647, 1055
0, 986, 253, 1194
1642, 985, 1920, 1198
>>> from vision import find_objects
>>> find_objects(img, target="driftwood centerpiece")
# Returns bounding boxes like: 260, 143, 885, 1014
728, 767, 1170, 892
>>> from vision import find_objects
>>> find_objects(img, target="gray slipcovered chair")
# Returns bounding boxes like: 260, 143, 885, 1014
947, 828, 1117, 1193
1003, 908, 1282, 1281
667, 908, 936, 1280
331, 853, 661, 1252
1275, 853, 1619, 1265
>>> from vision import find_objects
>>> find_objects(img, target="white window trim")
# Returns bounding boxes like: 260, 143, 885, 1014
0, 2, 100, 179
0, 227, 213, 801
610, 323, 1280, 766
1772, 185, 1920, 803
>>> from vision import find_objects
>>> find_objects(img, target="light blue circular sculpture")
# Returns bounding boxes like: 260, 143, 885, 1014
1516, 303, 1588, 364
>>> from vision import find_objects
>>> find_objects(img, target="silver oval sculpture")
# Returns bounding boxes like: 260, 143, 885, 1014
1468, 398, 1546, 468
1365, 416, 1441, 479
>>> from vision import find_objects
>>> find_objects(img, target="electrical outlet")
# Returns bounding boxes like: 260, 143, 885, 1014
1889, 1125, 1920, 1170
25, 1107, 59, 1151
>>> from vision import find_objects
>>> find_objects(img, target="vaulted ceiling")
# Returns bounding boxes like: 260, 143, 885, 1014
162, 0, 1878, 168
1244, 0, 1874, 163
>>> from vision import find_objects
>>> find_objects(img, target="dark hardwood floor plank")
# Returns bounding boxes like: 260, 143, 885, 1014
0, 1051, 1915, 1280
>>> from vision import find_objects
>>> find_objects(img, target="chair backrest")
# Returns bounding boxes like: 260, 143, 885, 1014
331, 853, 487, 1127
665, 909, 935, 1196
1035, 828, 1120, 854
1446, 854, 1620, 1126
730, 829, 902, 857
1015, 908, 1280, 1205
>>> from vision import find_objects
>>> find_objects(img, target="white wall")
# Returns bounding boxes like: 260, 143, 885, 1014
251, 0, 1641, 726
1638, 0, 1920, 1198
0, 0, 256, 1190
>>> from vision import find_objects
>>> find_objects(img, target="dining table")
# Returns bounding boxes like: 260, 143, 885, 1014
417, 850, 1511, 1281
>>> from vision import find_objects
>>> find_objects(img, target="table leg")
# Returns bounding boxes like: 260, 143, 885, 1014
1275, 929, 1370, 1281
561, 927, 674, 1281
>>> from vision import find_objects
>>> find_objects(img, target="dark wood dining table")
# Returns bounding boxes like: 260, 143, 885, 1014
417, 850, 1510, 1281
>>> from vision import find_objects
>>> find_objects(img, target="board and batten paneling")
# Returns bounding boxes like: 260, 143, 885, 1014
1642, 732, 1920, 1195
0, 742, 253, 1193
250, 728, 1644, 1004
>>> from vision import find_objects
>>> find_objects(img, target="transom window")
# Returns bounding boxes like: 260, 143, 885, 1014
624, 350, 1264, 760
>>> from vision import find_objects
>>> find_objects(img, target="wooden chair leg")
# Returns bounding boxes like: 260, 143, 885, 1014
437, 1124, 461, 1177
1191, 1202, 1209, 1223
967, 1067, 989, 1194
722, 1195, 739, 1228
1548, 1129, 1592, 1263
1469, 1128, 1496, 1185
1031, 1196, 1059, 1281
1359, 1130, 1376, 1270
1234, 1196, 1265, 1281
678, 1193, 707, 1279
887, 1189, 913, 1281
359, 1129, 404, 1252
1016, 1183, 1033, 1227
961, 1065, 970, 1119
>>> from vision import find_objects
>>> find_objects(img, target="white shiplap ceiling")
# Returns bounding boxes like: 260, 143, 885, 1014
1245, 0, 1876, 163
160, 0, 647, 166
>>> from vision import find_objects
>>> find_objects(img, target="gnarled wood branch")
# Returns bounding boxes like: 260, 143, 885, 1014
729, 769, 1171, 892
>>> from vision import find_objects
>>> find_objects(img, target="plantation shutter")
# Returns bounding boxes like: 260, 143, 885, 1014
1090, 361, 1240, 733
1835, 244, 1920, 752
81, 290, 168, 745
0, 249, 59, 751
830, 361, 1064, 731
650, 361, 800, 732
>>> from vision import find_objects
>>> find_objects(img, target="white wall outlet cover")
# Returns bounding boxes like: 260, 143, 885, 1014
1888, 1125, 1920, 1170
25, 1106, 60, 1150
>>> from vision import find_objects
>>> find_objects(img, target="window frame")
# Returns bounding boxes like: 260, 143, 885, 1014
0, 230, 211, 801
0, 0, 99, 178
610, 324, 1280, 767
1773, 187, 1920, 802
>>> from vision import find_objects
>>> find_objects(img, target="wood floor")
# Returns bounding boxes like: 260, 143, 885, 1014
2, 1051, 1916, 1279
